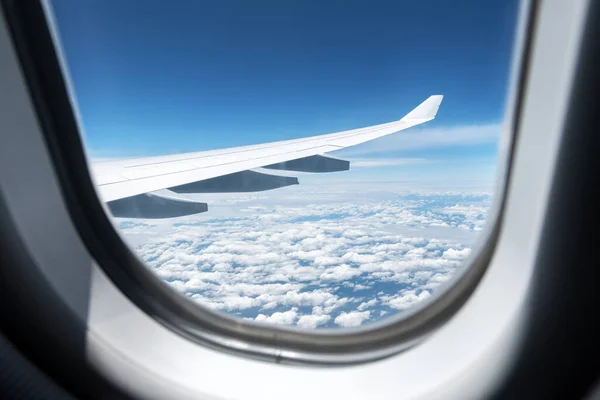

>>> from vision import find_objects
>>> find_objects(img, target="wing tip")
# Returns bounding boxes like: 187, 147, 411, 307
403, 94, 444, 121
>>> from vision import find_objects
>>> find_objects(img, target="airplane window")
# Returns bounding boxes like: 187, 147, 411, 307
47, 0, 520, 330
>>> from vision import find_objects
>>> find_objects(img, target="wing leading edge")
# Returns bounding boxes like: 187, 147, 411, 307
92, 95, 443, 218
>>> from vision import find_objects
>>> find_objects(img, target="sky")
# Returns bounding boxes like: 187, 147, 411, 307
49, 0, 520, 189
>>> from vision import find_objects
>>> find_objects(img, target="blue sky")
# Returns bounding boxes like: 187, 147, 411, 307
49, 0, 520, 188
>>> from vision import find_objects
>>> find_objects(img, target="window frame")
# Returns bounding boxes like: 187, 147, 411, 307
4, 0, 597, 397
0, 0, 535, 365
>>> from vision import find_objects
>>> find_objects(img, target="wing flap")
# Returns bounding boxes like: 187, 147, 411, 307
264, 154, 349, 173
107, 191, 208, 219
169, 170, 299, 193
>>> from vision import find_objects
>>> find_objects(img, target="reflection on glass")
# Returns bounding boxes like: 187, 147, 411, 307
49, 0, 520, 328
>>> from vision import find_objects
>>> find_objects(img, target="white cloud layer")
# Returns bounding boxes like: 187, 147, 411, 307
116, 189, 491, 328
337, 123, 500, 156
335, 311, 371, 327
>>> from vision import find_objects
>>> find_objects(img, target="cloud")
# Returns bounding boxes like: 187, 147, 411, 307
297, 314, 332, 328
337, 123, 500, 156
255, 308, 299, 325
118, 191, 489, 328
442, 248, 472, 259
334, 311, 371, 327
319, 264, 362, 281
384, 290, 432, 310
357, 299, 378, 311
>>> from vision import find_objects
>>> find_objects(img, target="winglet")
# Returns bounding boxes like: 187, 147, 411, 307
402, 95, 444, 121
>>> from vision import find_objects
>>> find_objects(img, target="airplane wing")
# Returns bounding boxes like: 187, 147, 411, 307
91, 95, 443, 218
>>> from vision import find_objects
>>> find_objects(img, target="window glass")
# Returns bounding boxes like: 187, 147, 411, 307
49, 0, 520, 329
